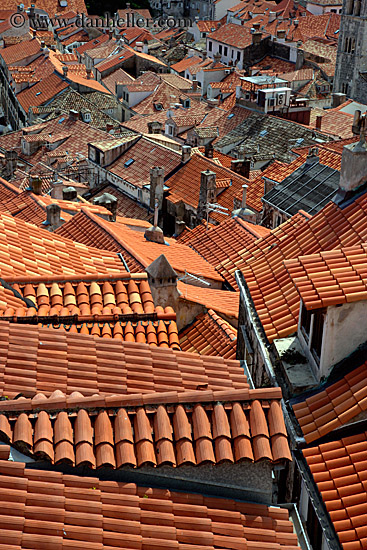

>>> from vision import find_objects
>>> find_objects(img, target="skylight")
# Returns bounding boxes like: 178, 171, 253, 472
295, 138, 304, 145
124, 158, 134, 167
228, 113, 234, 119
58, 118, 65, 123
260, 130, 267, 137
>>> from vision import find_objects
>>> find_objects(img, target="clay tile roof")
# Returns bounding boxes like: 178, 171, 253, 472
170, 55, 204, 74
292, 362, 367, 443
0, 458, 299, 546
88, 184, 152, 221
285, 243, 367, 310
216, 190, 367, 341
0, 38, 41, 66
209, 23, 263, 49
0, 273, 180, 347
0, 386, 293, 467
0, 319, 248, 398
180, 309, 237, 359
166, 153, 254, 221
178, 281, 239, 319
0, 0, 87, 13
0, 210, 126, 278
55, 208, 223, 283
303, 432, 367, 548
177, 216, 270, 272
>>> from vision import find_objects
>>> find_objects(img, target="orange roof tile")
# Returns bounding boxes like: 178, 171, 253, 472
303, 432, 367, 549
285, 243, 367, 310
0, 0, 87, 13
0, 459, 299, 547
56, 209, 223, 283
229, 192, 367, 341
0, 320, 248, 398
0, 210, 126, 278
178, 281, 239, 319
209, 23, 261, 49
0, 386, 292, 467
0, 37, 41, 66
0, 273, 180, 347
292, 363, 367, 443
180, 309, 237, 359
170, 55, 205, 74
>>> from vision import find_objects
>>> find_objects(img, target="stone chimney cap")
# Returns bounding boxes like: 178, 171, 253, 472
146, 254, 177, 279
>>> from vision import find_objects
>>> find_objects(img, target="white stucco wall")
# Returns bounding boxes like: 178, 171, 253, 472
206, 37, 244, 69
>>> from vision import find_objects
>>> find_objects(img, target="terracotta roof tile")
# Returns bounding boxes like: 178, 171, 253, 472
220, 192, 367, 341
55, 209, 223, 282
285, 243, 367, 309
0, 211, 125, 279
209, 23, 262, 49
0, 458, 299, 547
180, 309, 237, 359
0, 38, 41, 66
177, 216, 270, 273
0, 386, 292, 467
304, 432, 367, 548
293, 363, 367, 443
0, 319, 248, 398
178, 281, 239, 319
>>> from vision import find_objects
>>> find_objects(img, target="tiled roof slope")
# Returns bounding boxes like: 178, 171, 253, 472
177, 217, 270, 275
303, 433, 367, 549
0, 211, 125, 278
0, 0, 86, 13
0, 387, 292, 467
17, 73, 70, 113
180, 309, 237, 359
166, 154, 255, 221
56, 209, 223, 283
178, 282, 239, 319
0, 320, 248, 398
0, 37, 41, 65
0, 274, 180, 347
0, 460, 300, 549
292, 363, 367, 443
219, 192, 367, 342
285, 244, 367, 309
87, 184, 152, 221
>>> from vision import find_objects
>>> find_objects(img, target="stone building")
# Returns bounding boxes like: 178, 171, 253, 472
334, 0, 367, 101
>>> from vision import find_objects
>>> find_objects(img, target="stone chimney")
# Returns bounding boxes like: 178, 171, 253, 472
86, 67, 92, 79
62, 186, 77, 201
252, 31, 262, 45
30, 176, 42, 195
147, 121, 163, 134
175, 219, 186, 237
192, 78, 198, 92
315, 115, 322, 130
268, 11, 276, 22
332, 92, 347, 109
231, 159, 250, 178
146, 254, 180, 313
144, 198, 165, 244
62, 66, 68, 78
214, 52, 221, 63
204, 141, 214, 158
336, 112, 367, 199
93, 192, 118, 221
106, 123, 114, 133
196, 169, 216, 225
4, 150, 17, 179
295, 47, 304, 71
181, 145, 191, 164
44, 204, 62, 231
149, 166, 164, 220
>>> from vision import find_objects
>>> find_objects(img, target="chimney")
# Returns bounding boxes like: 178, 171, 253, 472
264, 178, 274, 195
214, 52, 221, 63
276, 29, 286, 41
231, 184, 256, 222
175, 219, 186, 237
106, 123, 114, 133
337, 112, 367, 197
44, 204, 62, 231
149, 166, 164, 218
4, 150, 17, 179
240, 159, 250, 179
231, 159, 242, 173
305, 147, 319, 167
41, 40, 45, 48
252, 31, 263, 45
196, 169, 216, 225
30, 176, 42, 195
29, 4, 35, 17
126, 2, 131, 8
63, 66, 68, 78
181, 145, 191, 163
315, 115, 322, 130
147, 121, 163, 134
93, 192, 118, 221
62, 186, 77, 201
86, 67, 92, 79
241, 184, 248, 208
192, 78, 198, 92
332, 92, 347, 109
144, 198, 165, 244
268, 11, 276, 22
146, 255, 180, 315
69, 109, 78, 121
204, 141, 214, 158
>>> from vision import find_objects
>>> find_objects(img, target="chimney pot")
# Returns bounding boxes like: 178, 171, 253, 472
62, 186, 77, 201
241, 184, 248, 209
69, 109, 78, 121
45, 203, 62, 230
181, 145, 191, 163
30, 176, 42, 195
315, 115, 322, 130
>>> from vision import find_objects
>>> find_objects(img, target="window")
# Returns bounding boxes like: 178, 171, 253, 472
311, 310, 325, 362
300, 301, 312, 341
231, 49, 234, 58
331, 8, 336, 12
208, 41, 212, 51
237, 51, 241, 61
224, 46, 228, 56
219, 44, 222, 54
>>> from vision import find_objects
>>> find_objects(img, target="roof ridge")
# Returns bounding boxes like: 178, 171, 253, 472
207, 309, 237, 341
0, 386, 285, 415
